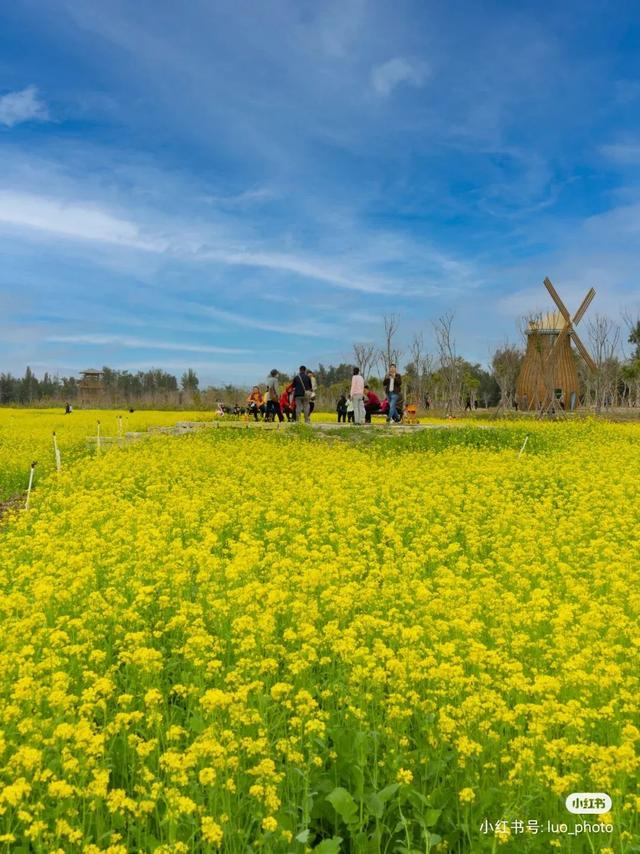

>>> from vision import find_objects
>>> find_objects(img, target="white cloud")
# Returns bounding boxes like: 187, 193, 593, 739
0, 191, 392, 293
198, 248, 387, 294
600, 142, 640, 164
371, 57, 429, 97
0, 191, 165, 250
0, 86, 50, 127
193, 305, 334, 337
47, 334, 250, 354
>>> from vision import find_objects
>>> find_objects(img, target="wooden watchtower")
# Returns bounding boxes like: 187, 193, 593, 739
78, 369, 104, 406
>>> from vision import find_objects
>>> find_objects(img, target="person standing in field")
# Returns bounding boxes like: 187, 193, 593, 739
292, 365, 312, 424
350, 367, 365, 425
383, 363, 402, 423
336, 393, 347, 423
265, 369, 284, 422
346, 394, 354, 423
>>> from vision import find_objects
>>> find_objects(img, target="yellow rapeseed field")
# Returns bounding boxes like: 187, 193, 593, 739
0, 415, 639, 852
0, 409, 214, 502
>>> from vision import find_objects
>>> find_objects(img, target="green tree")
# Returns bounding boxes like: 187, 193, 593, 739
181, 369, 200, 392
627, 318, 640, 360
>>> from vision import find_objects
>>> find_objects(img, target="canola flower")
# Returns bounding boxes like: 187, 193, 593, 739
0, 408, 215, 502
0, 405, 468, 504
0, 420, 638, 852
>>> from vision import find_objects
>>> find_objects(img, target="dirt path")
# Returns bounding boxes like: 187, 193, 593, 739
0, 494, 24, 525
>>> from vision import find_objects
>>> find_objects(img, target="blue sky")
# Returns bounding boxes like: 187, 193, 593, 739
1, 0, 640, 385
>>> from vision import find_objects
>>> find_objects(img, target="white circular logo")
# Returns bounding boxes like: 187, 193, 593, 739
565, 793, 612, 815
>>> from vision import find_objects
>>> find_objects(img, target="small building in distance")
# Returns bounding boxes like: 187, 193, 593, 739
78, 369, 104, 406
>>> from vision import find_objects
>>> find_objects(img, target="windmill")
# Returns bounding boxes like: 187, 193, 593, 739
516, 278, 596, 413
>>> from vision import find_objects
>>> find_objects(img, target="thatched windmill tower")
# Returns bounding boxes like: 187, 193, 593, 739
516, 278, 596, 411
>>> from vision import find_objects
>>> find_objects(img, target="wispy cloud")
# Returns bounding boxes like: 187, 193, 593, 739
197, 248, 388, 294
600, 142, 640, 164
47, 334, 251, 354
371, 57, 429, 97
0, 190, 395, 294
193, 305, 334, 337
0, 191, 164, 250
0, 86, 50, 127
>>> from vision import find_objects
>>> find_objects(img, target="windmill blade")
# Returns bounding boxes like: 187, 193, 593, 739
570, 330, 597, 372
572, 287, 596, 326
544, 324, 570, 365
544, 277, 571, 322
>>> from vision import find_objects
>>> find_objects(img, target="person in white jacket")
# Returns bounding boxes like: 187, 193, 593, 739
350, 367, 365, 425
346, 395, 354, 423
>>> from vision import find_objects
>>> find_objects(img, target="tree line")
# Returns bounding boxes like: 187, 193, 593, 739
2, 311, 638, 410
0, 367, 199, 406
349, 310, 640, 412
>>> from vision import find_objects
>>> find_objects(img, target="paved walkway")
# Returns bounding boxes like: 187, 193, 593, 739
85, 418, 461, 444
159, 419, 456, 435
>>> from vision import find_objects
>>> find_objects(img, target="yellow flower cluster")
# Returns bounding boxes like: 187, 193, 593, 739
0, 407, 214, 502
0, 417, 638, 851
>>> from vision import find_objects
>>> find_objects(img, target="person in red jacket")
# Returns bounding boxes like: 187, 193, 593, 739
280, 383, 295, 421
364, 385, 381, 423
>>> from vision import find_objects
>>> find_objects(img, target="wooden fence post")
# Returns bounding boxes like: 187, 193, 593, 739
25, 461, 37, 510
52, 432, 61, 472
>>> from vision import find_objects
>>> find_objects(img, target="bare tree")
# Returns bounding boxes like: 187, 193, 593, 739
433, 312, 462, 414
421, 352, 435, 406
588, 314, 621, 412
352, 342, 378, 381
379, 314, 402, 374
491, 342, 523, 408
407, 332, 428, 404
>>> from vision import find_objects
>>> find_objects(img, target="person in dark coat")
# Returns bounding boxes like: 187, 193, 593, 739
292, 366, 312, 424
336, 394, 348, 423
383, 364, 402, 423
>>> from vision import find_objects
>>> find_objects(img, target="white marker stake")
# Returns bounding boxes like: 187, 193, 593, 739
518, 434, 529, 458
25, 461, 37, 510
52, 432, 61, 472
96, 420, 101, 454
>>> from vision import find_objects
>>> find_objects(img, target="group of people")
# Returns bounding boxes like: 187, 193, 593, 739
217, 364, 405, 426
337, 364, 403, 425
217, 367, 318, 424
